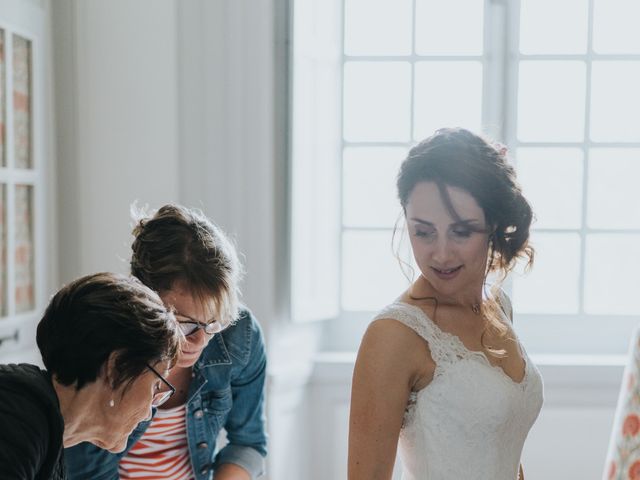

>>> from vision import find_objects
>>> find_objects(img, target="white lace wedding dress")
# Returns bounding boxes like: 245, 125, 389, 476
373, 301, 543, 480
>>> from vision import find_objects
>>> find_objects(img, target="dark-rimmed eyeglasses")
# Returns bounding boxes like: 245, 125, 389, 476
176, 316, 222, 336
146, 363, 176, 408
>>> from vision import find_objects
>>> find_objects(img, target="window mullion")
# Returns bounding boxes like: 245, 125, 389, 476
578, 0, 596, 316
409, 0, 416, 143
484, 0, 518, 299
5, 31, 15, 320
502, 0, 521, 150
482, 0, 509, 141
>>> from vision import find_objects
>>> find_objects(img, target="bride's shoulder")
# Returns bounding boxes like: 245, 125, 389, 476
362, 303, 433, 357
358, 314, 432, 379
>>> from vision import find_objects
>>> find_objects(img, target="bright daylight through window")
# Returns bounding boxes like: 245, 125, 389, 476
290, 0, 640, 354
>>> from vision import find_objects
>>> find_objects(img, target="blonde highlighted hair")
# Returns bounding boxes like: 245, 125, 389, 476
130, 204, 243, 328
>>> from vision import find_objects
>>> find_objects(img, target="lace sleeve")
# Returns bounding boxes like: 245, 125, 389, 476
372, 303, 463, 367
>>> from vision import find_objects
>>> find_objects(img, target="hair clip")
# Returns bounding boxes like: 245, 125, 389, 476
493, 142, 508, 157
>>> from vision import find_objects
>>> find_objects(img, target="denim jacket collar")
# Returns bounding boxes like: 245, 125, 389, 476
196, 333, 232, 368
188, 334, 233, 403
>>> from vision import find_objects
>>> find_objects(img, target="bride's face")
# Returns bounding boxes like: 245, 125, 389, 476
405, 181, 490, 298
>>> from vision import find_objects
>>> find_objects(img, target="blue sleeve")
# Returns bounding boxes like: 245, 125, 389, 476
214, 311, 268, 478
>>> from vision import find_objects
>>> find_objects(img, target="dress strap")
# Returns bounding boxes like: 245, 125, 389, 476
373, 302, 465, 365
495, 287, 513, 323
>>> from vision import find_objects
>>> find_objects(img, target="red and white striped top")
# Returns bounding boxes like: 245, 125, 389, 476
119, 404, 195, 480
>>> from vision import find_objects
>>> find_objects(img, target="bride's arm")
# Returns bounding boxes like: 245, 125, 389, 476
348, 319, 427, 480
519, 464, 525, 479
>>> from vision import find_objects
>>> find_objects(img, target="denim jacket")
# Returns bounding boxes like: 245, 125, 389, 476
65, 308, 267, 480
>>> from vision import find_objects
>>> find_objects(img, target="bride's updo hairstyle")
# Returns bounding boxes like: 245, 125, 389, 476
397, 127, 534, 353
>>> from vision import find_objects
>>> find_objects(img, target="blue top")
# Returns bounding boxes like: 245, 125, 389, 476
65, 308, 268, 480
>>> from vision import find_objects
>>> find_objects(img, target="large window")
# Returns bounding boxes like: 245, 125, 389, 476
290, 0, 640, 354
508, 0, 640, 354
341, 0, 486, 313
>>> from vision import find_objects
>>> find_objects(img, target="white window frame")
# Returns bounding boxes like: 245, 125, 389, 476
0, 0, 48, 362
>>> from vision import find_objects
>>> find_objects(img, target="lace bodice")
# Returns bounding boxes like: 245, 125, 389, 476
373, 301, 544, 480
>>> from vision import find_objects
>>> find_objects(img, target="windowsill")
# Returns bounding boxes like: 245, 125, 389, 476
311, 351, 627, 408
323, 312, 640, 356
312, 351, 627, 368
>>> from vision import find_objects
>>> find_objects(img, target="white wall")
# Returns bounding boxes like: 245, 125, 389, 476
52, 3, 305, 478
175, 0, 288, 331
53, 0, 289, 333
53, 0, 180, 283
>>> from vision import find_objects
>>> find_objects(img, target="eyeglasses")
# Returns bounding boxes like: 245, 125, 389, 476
176, 315, 223, 337
146, 364, 176, 408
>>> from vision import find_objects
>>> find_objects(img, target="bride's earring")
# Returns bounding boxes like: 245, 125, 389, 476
109, 398, 115, 407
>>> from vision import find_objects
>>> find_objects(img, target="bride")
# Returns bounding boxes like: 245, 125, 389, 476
348, 128, 543, 480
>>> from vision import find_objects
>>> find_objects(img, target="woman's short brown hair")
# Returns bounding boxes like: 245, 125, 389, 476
37, 272, 180, 390
130, 204, 242, 328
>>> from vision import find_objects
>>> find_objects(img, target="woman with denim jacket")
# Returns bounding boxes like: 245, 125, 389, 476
65, 204, 268, 480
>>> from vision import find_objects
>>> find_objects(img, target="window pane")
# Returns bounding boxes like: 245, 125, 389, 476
0, 30, 5, 167
519, 0, 588, 54
13, 35, 31, 169
587, 148, 640, 229
516, 148, 583, 229
415, 0, 484, 55
344, 0, 412, 56
15, 185, 34, 313
342, 230, 411, 311
585, 234, 640, 315
0, 184, 5, 316
593, 0, 640, 54
343, 147, 406, 228
517, 61, 586, 142
343, 61, 411, 142
590, 61, 640, 142
512, 233, 581, 314
413, 61, 482, 140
